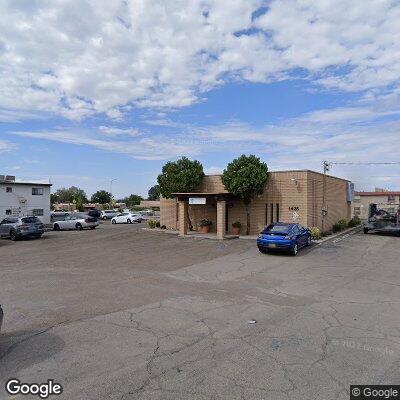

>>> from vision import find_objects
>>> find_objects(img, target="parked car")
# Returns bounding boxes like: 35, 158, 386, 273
257, 222, 311, 255
87, 209, 101, 219
0, 304, 3, 333
0, 216, 45, 241
111, 212, 143, 224
139, 209, 154, 216
53, 213, 99, 231
51, 211, 70, 222
363, 207, 400, 235
100, 210, 118, 220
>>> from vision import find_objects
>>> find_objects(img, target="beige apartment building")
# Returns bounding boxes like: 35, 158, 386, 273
353, 191, 400, 219
161, 170, 353, 238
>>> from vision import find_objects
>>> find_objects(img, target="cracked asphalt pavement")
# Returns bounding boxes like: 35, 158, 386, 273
0, 224, 399, 399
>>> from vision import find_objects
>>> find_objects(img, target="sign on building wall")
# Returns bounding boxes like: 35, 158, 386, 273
189, 197, 206, 205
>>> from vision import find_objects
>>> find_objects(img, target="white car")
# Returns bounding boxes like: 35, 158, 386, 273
111, 212, 143, 224
53, 213, 99, 231
100, 210, 118, 220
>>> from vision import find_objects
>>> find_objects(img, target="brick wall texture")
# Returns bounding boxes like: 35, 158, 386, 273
160, 171, 351, 234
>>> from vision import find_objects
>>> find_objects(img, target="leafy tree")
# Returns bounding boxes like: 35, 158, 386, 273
119, 194, 143, 207
157, 157, 204, 229
157, 157, 204, 198
222, 155, 269, 235
53, 186, 88, 204
91, 190, 112, 204
147, 184, 160, 201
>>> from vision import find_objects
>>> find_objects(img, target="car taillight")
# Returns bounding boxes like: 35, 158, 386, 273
19, 224, 29, 230
85, 219, 90, 223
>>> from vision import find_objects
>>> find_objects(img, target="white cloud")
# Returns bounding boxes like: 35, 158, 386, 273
204, 166, 223, 175
98, 126, 142, 137
0, 0, 399, 120
0, 139, 17, 153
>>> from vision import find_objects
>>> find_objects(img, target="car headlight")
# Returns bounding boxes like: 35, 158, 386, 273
258, 234, 263, 238
284, 235, 291, 240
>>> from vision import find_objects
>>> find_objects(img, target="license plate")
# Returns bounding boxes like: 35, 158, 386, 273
268, 244, 277, 248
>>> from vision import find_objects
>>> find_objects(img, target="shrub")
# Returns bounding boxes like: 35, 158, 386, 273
338, 219, 348, 230
309, 226, 321, 240
332, 223, 342, 233
160, 225, 166, 229
147, 219, 157, 229
155, 221, 160, 228
348, 216, 361, 227
232, 221, 242, 228
199, 218, 212, 227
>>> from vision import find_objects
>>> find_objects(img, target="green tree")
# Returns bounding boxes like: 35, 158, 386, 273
53, 186, 88, 204
91, 190, 112, 204
119, 194, 143, 207
157, 157, 204, 198
222, 155, 269, 235
147, 184, 160, 201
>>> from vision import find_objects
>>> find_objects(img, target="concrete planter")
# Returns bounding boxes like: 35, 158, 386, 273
199, 225, 211, 233
231, 227, 240, 235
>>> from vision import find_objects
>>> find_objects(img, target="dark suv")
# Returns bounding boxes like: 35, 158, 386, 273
0, 216, 45, 240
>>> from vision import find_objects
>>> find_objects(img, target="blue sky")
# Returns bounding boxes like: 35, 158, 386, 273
1, 0, 400, 198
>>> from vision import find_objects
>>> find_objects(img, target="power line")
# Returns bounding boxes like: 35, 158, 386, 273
329, 162, 400, 165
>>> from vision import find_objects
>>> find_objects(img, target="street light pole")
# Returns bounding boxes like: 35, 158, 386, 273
109, 178, 117, 207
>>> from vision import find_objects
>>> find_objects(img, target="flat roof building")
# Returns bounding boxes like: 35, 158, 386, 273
352, 191, 400, 220
0, 175, 52, 224
161, 170, 353, 238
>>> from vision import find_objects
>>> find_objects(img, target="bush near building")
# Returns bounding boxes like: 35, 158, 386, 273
309, 227, 322, 240
147, 220, 157, 229
348, 216, 361, 227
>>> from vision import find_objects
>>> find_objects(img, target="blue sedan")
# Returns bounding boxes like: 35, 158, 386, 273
257, 223, 311, 256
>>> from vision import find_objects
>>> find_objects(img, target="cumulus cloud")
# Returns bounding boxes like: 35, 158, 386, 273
0, 0, 399, 120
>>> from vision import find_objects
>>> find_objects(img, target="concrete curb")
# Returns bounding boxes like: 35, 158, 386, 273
314, 225, 362, 245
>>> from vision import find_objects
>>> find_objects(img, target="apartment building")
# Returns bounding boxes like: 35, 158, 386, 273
161, 170, 353, 238
353, 191, 400, 219
0, 175, 52, 224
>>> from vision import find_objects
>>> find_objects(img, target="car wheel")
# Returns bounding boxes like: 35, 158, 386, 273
76, 223, 83, 231
10, 230, 18, 241
363, 227, 369, 234
307, 235, 311, 246
54, 224, 60, 231
102, 216, 107, 220
258, 246, 267, 254
127, 219, 132, 224
112, 219, 116, 224
291, 243, 298, 256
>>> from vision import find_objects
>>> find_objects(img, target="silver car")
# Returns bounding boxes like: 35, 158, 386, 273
100, 210, 118, 220
0, 216, 45, 241
53, 213, 99, 231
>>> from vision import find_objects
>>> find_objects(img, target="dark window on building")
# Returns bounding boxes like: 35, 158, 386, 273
6, 187, 12, 193
276, 203, 280, 222
6, 209, 12, 215
270, 203, 274, 223
32, 187, 44, 195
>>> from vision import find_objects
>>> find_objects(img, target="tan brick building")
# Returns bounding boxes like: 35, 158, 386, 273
161, 170, 352, 238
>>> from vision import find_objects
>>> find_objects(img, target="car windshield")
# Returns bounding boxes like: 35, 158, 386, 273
22, 217, 39, 223
263, 224, 291, 234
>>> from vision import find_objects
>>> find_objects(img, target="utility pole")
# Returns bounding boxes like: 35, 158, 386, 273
109, 178, 117, 208
322, 161, 329, 234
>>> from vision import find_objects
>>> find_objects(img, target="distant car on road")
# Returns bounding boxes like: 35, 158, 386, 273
257, 222, 311, 255
0, 216, 45, 241
111, 212, 143, 224
139, 209, 154, 216
53, 213, 99, 231
100, 210, 118, 220
51, 211, 70, 222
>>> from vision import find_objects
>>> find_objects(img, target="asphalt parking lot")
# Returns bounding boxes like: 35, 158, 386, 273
1, 224, 400, 399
